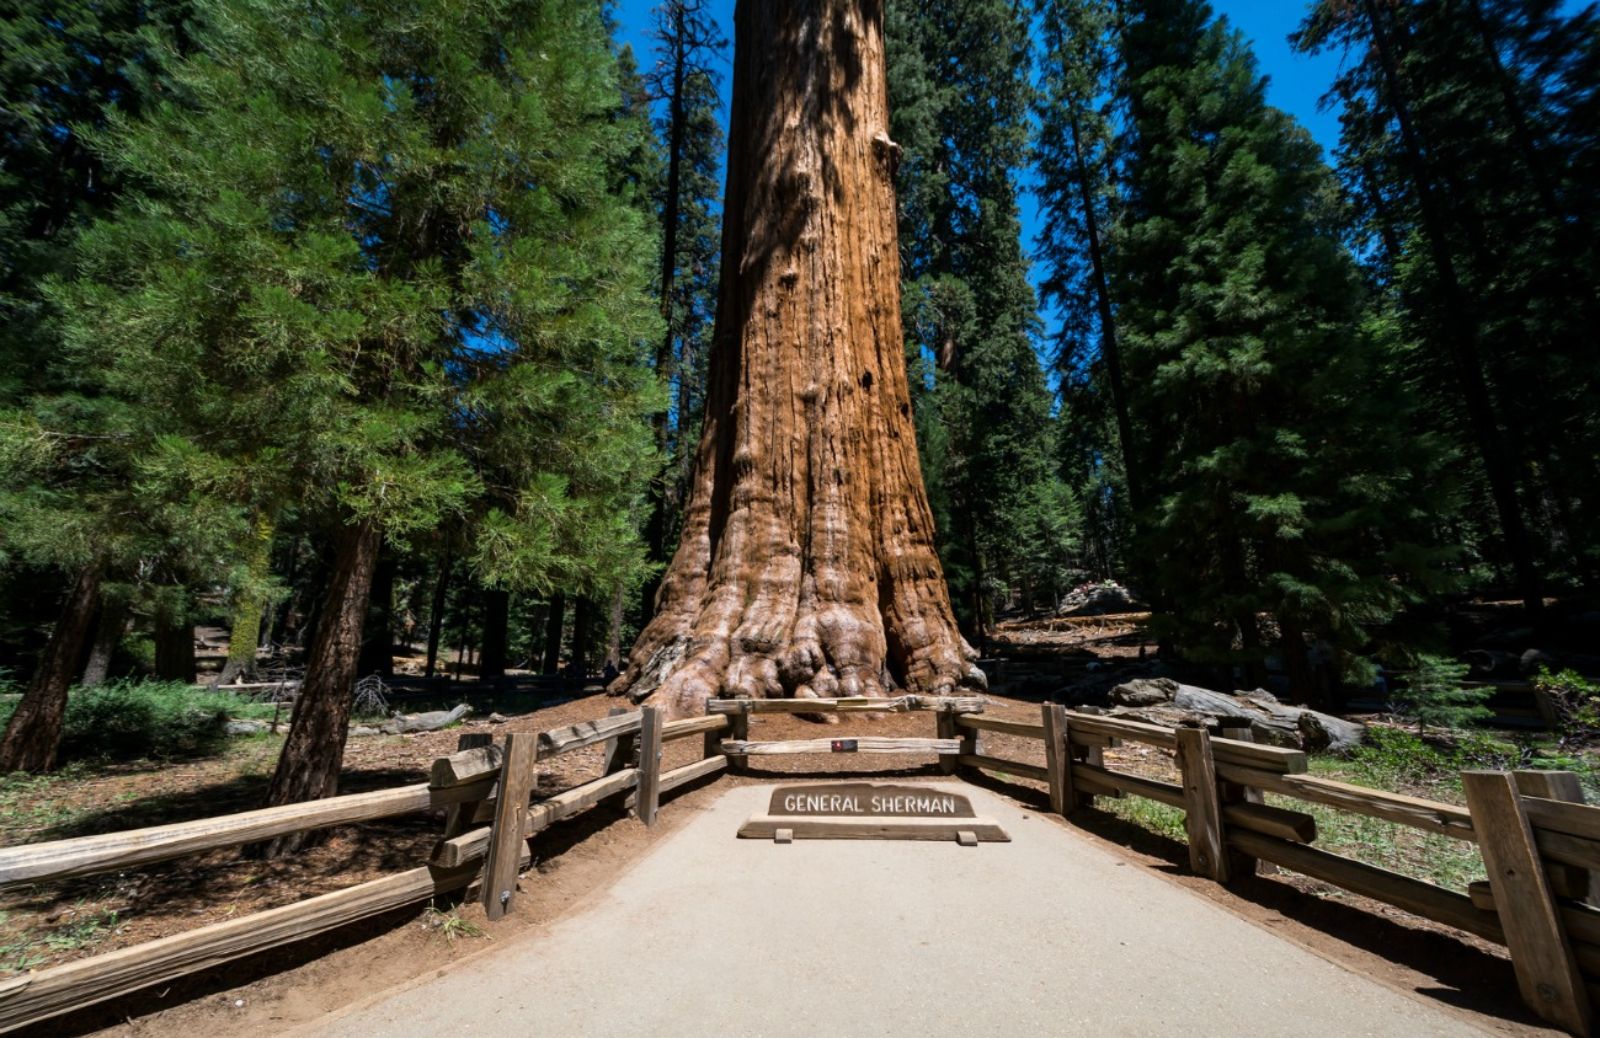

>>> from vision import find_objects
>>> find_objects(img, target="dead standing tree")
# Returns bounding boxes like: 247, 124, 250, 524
613, 0, 984, 716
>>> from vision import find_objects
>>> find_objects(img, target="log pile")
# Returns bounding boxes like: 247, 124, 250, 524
1097, 678, 1364, 752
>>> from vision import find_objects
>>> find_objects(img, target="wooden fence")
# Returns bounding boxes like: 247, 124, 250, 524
5, 693, 1600, 1035
0, 706, 727, 1034
960, 702, 1600, 1036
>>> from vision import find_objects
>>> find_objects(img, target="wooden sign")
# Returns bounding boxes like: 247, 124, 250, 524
740, 783, 1008, 844
768, 783, 976, 818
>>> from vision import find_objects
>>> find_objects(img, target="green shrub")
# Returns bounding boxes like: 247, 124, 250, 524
1394, 654, 1493, 732
0, 681, 276, 762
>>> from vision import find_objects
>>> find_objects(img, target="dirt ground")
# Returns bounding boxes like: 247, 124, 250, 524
0, 652, 1554, 1036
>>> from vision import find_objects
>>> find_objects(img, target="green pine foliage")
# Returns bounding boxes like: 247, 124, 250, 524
50, 0, 663, 607
1398, 655, 1493, 732
1110, 0, 1454, 683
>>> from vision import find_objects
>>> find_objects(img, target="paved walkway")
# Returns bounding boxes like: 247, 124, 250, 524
306, 783, 1482, 1037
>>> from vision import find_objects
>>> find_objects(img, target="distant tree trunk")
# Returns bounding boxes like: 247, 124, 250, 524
212, 514, 276, 689
80, 594, 126, 688
154, 606, 197, 684
0, 563, 103, 773
358, 549, 395, 677
425, 553, 453, 678
605, 585, 626, 667
1358, 0, 1541, 615
570, 597, 594, 680
479, 588, 510, 680
542, 592, 566, 675
612, 0, 983, 715
260, 520, 381, 851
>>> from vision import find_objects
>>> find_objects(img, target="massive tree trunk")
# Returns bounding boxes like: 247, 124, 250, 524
612, 0, 983, 717
0, 563, 103, 773
260, 520, 380, 852
478, 588, 510, 680
153, 605, 197, 684
80, 593, 127, 688
541, 592, 566, 675
357, 549, 395, 678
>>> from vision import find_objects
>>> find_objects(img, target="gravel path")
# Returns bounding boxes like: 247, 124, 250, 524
302, 782, 1484, 1038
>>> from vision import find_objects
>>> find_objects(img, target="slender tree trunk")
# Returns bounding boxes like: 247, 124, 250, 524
479, 588, 510, 680
213, 514, 276, 689
605, 584, 626, 669
571, 597, 593, 680
80, 594, 126, 688
154, 606, 197, 684
542, 593, 566, 675
613, 0, 983, 715
0, 563, 103, 773
1360, 0, 1542, 614
357, 550, 395, 677
425, 553, 453, 679
260, 521, 381, 852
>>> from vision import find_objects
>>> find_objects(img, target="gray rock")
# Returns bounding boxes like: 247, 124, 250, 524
349, 725, 381, 737
1109, 677, 1178, 707
488, 712, 508, 724
225, 719, 269, 736
1297, 710, 1364, 753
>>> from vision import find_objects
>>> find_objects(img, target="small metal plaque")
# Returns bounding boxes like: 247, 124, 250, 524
830, 739, 858, 753
768, 783, 977, 818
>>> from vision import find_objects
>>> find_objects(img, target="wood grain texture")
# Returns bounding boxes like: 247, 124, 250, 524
1515, 772, 1594, 902
1462, 770, 1590, 1034
1070, 761, 1185, 809
0, 860, 491, 1034
1523, 793, 1600, 842
936, 711, 959, 775
957, 754, 1048, 782
1221, 800, 1317, 844
481, 733, 537, 921
719, 737, 959, 755
1042, 703, 1070, 816
601, 706, 637, 777
429, 742, 501, 788
660, 714, 729, 741
737, 814, 1009, 842
1214, 763, 1476, 840
1228, 829, 1504, 943
537, 711, 642, 759
1176, 727, 1228, 882
432, 768, 643, 869
1065, 712, 1306, 773
636, 707, 664, 826
0, 782, 473, 890
955, 715, 1044, 739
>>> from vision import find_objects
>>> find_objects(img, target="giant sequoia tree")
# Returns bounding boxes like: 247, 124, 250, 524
612, 0, 984, 714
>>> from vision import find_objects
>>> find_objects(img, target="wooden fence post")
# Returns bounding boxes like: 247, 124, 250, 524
441, 732, 494, 839
1514, 770, 1595, 905
1041, 703, 1073, 816
482, 732, 537, 921
636, 706, 663, 826
602, 706, 637, 776
703, 700, 723, 761
1215, 722, 1265, 877
937, 709, 959, 776
1175, 726, 1228, 883
1463, 770, 1591, 1035
727, 702, 750, 774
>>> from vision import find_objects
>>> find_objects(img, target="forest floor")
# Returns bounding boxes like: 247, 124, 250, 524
0, 614, 1572, 1035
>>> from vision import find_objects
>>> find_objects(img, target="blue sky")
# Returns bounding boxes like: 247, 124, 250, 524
607, 0, 1349, 350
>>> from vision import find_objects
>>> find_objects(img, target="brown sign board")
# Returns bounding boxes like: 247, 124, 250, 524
768, 783, 976, 818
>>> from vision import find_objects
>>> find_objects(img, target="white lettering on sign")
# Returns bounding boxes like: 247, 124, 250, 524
779, 793, 959, 815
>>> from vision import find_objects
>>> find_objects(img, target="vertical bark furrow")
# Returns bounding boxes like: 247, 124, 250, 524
613, 0, 981, 717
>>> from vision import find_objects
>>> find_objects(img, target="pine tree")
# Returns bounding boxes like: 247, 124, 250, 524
44, 0, 662, 808
1112, 0, 1452, 700
887, 0, 1062, 636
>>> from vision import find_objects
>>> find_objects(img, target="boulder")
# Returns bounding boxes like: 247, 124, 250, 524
380, 703, 473, 735
1109, 677, 1177, 707
224, 719, 269, 736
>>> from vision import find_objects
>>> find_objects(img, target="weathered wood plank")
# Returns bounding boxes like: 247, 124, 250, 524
636, 707, 663, 826
957, 715, 1045, 739
1221, 800, 1317, 844
719, 737, 960, 755
0, 783, 460, 890
1176, 727, 1228, 882
1470, 884, 1600, 948
0, 860, 489, 1033
1228, 829, 1504, 942
706, 695, 984, 715
429, 741, 501, 788
1042, 703, 1070, 817
1462, 770, 1590, 1034
481, 733, 537, 921
601, 706, 637, 779
726, 702, 750, 774
1071, 761, 1185, 809
956, 755, 1049, 782
1065, 711, 1307, 774
661, 714, 728, 742
1524, 794, 1600, 843
432, 767, 642, 869
737, 814, 1009, 842
537, 711, 642, 759
936, 711, 959, 775
1515, 772, 1594, 903
1214, 763, 1476, 840
657, 754, 726, 795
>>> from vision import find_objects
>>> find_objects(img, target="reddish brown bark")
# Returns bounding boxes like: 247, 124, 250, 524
612, 0, 983, 717
260, 520, 380, 854
0, 563, 103, 773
